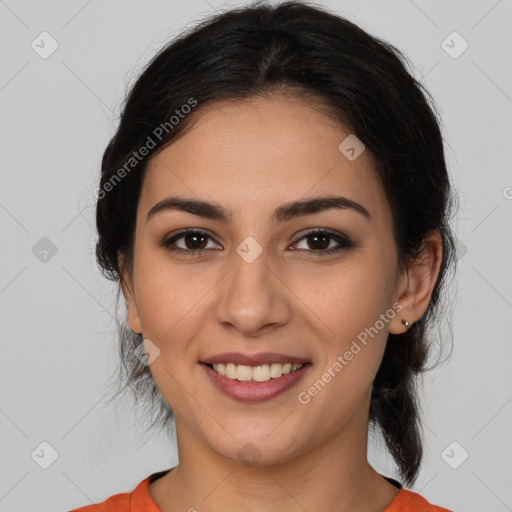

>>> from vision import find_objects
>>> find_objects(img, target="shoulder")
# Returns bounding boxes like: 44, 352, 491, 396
385, 487, 452, 512
68, 475, 160, 512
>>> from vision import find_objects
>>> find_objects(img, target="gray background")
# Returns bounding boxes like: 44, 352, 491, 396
1, 0, 511, 510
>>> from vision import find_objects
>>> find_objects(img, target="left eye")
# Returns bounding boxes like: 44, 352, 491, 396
292, 229, 352, 253
161, 229, 352, 255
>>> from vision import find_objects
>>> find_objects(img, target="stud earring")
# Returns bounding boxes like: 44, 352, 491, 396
401, 319, 410, 329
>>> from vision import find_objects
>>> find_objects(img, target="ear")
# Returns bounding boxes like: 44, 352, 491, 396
118, 252, 142, 335
389, 229, 443, 335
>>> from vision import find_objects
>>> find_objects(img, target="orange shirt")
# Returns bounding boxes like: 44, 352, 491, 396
69, 470, 451, 511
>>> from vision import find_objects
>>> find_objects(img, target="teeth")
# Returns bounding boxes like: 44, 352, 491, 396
211, 362, 304, 382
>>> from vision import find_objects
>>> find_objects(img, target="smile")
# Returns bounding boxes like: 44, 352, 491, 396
207, 362, 304, 382
201, 361, 311, 402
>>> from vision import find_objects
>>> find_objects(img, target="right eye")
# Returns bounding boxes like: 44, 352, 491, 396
161, 229, 222, 256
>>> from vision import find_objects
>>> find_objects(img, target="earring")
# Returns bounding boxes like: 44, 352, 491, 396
401, 319, 410, 329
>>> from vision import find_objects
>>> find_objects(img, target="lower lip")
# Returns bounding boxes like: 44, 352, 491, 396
201, 363, 311, 403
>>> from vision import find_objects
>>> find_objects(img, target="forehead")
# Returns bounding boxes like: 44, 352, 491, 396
140, 94, 390, 227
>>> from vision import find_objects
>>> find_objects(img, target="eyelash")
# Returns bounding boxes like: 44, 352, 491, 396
160, 228, 353, 257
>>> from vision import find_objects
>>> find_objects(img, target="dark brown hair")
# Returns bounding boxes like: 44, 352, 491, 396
96, 0, 457, 486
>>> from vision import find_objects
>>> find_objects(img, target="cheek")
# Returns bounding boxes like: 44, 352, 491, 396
133, 249, 216, 342
289, 255, 396, 395
288, 254, 396, 341
133, 260, 212, 416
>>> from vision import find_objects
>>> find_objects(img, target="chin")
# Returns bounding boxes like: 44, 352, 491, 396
205, 430, 307, 468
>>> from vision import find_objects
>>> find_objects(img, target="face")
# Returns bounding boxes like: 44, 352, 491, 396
120, 94, 415, 466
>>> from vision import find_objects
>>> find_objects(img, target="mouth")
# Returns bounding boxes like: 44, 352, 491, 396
199, 353, 312, 402
204, 362, 305, 382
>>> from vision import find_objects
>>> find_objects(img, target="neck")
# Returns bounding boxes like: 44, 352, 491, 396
149, 414, 400, 511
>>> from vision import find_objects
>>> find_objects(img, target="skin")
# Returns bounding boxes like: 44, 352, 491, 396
119, 93, 443, 512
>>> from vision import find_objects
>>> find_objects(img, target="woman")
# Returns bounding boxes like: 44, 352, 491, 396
71, 1, 456, 510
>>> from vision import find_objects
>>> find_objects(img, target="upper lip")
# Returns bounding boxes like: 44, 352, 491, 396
201, 352, 310, 366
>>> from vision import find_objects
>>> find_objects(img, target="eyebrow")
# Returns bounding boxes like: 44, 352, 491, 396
146, 195, 371, 224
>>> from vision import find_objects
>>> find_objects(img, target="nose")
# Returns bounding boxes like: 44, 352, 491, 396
213, 242, 292, 337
